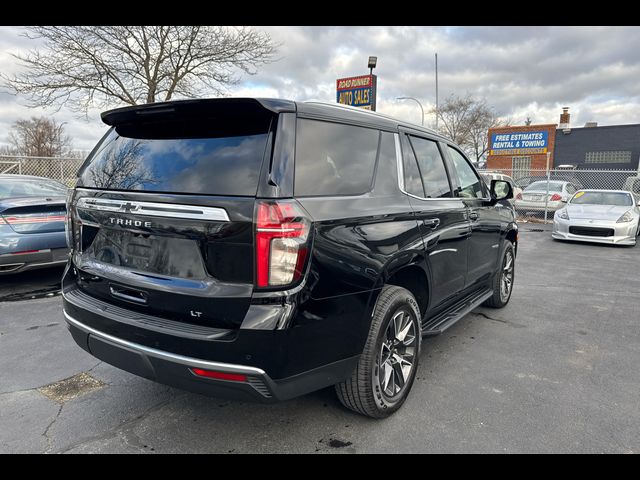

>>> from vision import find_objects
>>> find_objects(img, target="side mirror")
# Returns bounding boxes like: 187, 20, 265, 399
488, 179, 513, 205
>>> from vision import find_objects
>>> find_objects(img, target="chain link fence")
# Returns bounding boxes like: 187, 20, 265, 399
2, 156, 640, 224
0, 155, 85, 187
478, 168, 640, 223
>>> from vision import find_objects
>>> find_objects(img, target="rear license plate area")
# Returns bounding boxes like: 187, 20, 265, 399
82, 228, 207, 279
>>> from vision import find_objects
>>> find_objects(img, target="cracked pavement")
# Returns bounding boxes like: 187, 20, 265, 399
1, 227, 639, 453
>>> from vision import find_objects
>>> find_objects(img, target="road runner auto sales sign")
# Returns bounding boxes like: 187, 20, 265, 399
336, 74, 377, 110
490, 131, 549, 155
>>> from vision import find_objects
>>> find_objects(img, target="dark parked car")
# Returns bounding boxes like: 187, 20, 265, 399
63, 98, 517, 418
0, 175, 69, 274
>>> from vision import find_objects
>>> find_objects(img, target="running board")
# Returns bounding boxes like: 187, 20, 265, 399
421, 288, 493, 336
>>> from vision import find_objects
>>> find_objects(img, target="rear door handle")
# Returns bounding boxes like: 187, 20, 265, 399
421, 218, 440, 229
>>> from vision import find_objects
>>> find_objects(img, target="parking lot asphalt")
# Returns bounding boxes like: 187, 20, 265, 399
0, 266, 64, 302
1, 226, 639, 453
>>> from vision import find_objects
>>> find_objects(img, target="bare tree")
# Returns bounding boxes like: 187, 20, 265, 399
433, 94, 478, 146
433, 94, 508, 162
2, 26, 279, 113
7, 116, 72, 157
89, 140, 157, 190
466, 103, 510, 163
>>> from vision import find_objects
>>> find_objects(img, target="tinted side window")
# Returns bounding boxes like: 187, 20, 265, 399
295, 119, 379, 196
400, 134, 424, 197
373, 131, 399, 194
447, 146, 484, 199
409, 136, 452, 198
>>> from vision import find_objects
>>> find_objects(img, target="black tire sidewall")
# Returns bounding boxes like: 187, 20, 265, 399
370, 289, 422, 415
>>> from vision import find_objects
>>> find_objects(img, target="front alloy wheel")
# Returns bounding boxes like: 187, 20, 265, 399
500, 248, 514, 303
484, 242, 515, 308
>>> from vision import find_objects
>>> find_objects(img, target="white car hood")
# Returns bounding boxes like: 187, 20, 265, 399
566, 204, 631, 220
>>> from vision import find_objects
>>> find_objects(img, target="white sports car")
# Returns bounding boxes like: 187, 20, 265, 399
552, 189, 640, 246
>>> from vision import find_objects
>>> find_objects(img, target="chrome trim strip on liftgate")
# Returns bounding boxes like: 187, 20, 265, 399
76, 197, 230, 222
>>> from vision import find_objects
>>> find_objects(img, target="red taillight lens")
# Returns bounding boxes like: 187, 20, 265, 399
190, 368, 247, 382
3, 214, 66, 224
255, 200, 310, 288
515, 193, 522, 200
550, 193, 562, 201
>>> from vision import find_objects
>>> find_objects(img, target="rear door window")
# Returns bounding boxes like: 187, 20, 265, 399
78, 116, 272, 196
400, 134, 425, 197
408, 136, 452, 198
294, 119, 380, 196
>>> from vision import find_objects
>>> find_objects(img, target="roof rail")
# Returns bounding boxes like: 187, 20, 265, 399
302, 100, 441, 136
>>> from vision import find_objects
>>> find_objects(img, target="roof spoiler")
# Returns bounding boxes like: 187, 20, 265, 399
101, 98, 296, 126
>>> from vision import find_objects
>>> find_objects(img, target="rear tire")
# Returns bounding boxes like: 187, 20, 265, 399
484, 242, 515, 308
335, 286, 421, 418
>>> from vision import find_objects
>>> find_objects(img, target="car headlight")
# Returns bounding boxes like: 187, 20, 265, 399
617, 210, 634, 223
557, 209, 570, 220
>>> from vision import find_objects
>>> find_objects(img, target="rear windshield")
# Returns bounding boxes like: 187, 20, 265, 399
570, 191, 633, 206
525, 181, 564, 192
78, 117, 272, 196
0, 177, 67, 199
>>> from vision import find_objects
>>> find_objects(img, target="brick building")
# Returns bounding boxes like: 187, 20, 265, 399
486, 107, 640, 176
486, 123, 557, 176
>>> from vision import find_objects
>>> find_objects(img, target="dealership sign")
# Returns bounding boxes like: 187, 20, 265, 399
336, 74, 377, 110
490, 131, 549, 155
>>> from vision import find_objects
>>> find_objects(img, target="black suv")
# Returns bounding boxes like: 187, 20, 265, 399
63, 98, 517, 418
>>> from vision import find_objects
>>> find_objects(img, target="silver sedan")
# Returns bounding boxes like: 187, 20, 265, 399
552, 190, 640, 246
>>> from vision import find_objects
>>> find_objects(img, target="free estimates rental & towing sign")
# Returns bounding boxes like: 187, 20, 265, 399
336, 74, 377, 110
490, 131, 549, 155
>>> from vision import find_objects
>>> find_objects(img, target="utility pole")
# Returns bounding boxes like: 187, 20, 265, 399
435, 52, 439, 130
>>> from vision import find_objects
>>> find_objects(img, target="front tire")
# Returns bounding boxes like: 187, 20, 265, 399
484, 242, 515, 308
335, 286, 421, 418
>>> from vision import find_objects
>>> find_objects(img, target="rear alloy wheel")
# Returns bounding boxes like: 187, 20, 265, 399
377, 309, 418, 400
335, 286, 421, 418
484, 242, 515, 308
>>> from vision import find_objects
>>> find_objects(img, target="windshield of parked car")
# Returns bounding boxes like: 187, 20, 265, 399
570, 191, 633, 206
525, 181, 564, 192
0, 178, 68, 199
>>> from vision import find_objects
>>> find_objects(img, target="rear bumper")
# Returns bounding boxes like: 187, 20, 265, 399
0, 247, 69, 274
65, 311, 358, 402
63, 291, 360, 402
514, 200, 565, 212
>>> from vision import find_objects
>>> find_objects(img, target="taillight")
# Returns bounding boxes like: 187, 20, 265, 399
550, 193, 562, 201
515, 193, 522, 200
255, 200, 311, 288
3, 214, 66, 224
65, 190, 75, 248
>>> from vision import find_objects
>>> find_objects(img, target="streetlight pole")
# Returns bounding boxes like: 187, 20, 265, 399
396, 96, 424, 126
435, 52, 439, 130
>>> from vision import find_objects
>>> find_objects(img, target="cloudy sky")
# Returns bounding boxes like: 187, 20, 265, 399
1, 26, 639, 152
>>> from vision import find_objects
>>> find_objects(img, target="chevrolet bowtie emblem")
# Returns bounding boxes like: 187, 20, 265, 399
120, 202, 137, 213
